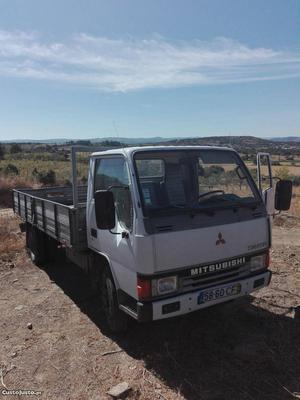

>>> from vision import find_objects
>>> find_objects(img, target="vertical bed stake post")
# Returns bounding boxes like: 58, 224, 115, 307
71, 146, 78, 209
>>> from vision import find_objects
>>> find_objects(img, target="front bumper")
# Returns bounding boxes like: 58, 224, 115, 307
137, 270, 271, 322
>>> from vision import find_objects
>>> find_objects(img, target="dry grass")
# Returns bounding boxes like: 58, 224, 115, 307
245, 163, 300, 176
290, 186, 300, 217
272, 186, 300, 228
0, 176, 34, 208
0, 158, 88, 184
0, 213, 24, 256
0, 177, 30, 255
273, 165, 300, 176
0, 159, 70, 182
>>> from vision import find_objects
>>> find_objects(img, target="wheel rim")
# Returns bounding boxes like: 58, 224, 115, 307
30, 250, 36, 262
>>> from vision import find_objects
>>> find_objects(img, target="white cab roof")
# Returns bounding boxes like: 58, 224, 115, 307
91, 145, 235, 157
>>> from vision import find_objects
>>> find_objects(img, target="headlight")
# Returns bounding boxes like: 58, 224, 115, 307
250, 253, 269, 272
152, 276, 178, 296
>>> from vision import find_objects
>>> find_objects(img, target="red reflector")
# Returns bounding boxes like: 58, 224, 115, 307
266, 251, 270, 268
137, 278, 151, 300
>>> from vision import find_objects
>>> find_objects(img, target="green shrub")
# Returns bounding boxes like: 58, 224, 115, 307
64, 179, 72, 186
5, 164, 19, 175
205, 165, 225, 176
292, 176, 300, 186
38, 169, 56, 185
32, 167, 39, 178
276, 166, 290, 180
80, 176, 87, 184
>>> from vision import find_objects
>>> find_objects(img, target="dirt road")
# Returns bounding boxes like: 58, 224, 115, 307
0, 212, 299, 400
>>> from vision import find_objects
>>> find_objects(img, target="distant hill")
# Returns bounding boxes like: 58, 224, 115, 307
161, 135, 270, 147
1, 135, 299, 154
270, 137, 300, 142
2, 135, 299, 146
1, 136, 181, 145
158, 135, 299, 154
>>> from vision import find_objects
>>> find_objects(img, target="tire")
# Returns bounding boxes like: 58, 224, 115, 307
100, 268, 129, 333
26, 226, 47, 266
45, 236, 65, 264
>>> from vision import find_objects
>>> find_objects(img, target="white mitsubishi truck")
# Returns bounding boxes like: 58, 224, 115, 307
13, 145, 292, 331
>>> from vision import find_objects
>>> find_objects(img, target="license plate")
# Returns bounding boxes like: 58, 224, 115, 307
197, 283, 241, 305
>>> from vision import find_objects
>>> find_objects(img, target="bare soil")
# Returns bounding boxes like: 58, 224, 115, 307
0, 210, 299, 400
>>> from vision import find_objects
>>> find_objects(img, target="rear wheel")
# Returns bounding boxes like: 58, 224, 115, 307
26, 226, 47, 266
26, 225, 64, 266
100, 268, 129, 332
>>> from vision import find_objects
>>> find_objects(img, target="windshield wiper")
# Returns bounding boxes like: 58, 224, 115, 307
230, 199, 260, 209
169, 204, 186, 209
147, 198, 261, 217
191, 198, 260, 212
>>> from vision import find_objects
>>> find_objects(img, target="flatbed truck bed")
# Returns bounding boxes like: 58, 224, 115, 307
12, 185, 88, 250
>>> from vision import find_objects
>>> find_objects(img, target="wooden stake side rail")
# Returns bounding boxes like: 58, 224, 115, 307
12, 186, 88, 250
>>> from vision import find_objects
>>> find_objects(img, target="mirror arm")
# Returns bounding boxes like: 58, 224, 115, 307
272, 176, 281, 182
106, 185, 130, 238
122, 231, 129, 239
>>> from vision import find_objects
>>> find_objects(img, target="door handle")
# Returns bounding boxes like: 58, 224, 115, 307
91, 228, 97, 238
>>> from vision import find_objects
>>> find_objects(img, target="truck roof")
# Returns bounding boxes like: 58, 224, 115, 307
91, 145, 235, 157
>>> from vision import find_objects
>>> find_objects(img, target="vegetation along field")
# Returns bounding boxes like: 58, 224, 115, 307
0, 137, 299, 210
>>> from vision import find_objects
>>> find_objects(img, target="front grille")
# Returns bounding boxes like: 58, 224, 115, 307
179, 263, 250, 293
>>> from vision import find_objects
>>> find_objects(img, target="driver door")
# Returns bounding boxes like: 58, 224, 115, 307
87, 156, 136, 289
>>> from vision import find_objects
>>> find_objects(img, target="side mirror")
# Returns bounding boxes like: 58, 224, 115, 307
94, 190, 115, 230
275, 180, 292, 211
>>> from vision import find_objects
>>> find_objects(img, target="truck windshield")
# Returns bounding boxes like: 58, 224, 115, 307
134, 149, 259, 214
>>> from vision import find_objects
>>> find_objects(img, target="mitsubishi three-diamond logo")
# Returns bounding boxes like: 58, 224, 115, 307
216, 232, 226, 245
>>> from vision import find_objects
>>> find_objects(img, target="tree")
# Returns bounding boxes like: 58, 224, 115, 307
75, 140, 92, 146
0, 143, 5, 160
10, 143, 22, 154
101, 140, 123, 147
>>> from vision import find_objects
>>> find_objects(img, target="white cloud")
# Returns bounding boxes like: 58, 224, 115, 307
0, 31, 298, 91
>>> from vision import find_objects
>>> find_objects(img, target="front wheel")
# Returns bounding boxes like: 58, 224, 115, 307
100, 269, 129, 333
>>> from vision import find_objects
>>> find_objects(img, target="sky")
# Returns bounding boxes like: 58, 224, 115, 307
0, 0, 299, 140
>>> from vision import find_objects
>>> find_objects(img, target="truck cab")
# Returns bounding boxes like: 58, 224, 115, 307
85, 146, 291, 329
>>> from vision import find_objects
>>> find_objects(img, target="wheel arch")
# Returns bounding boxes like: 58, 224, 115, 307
91, 250, 120, 289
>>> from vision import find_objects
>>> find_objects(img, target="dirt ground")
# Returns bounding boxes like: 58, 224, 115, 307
0, 210, 299, 400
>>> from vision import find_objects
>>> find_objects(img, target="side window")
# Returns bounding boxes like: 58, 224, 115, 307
94, 158, 133, 230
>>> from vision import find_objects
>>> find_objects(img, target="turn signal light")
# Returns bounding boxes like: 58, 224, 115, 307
250, 251, 270, 272
266, 251, 270, 268
137, 277, 151, 300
